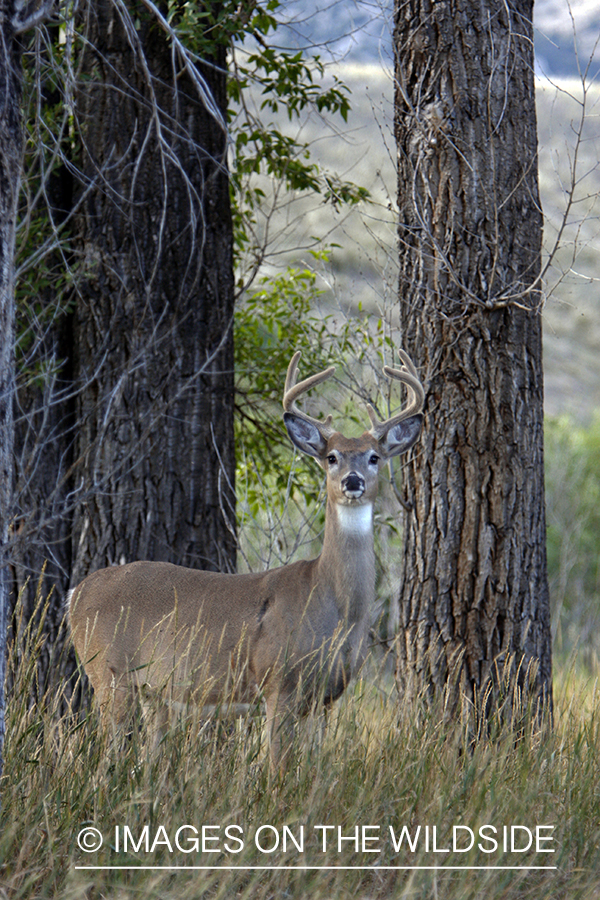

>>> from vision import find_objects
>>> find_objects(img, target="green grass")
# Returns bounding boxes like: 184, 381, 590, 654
2, 627, 600, 899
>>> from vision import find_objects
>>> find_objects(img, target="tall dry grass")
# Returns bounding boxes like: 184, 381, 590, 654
1, 594, 599, 900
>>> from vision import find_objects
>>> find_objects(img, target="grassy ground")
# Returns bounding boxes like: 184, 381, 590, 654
1, 629, 600, 899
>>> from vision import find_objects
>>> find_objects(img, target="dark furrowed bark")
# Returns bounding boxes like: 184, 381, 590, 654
393, 0, 552, 724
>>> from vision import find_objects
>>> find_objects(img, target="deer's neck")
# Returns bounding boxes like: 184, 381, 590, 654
317, 499, 376, 624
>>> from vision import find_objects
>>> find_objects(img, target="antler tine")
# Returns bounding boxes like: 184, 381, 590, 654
283, 351, 336, 437
368, 350, 425, 439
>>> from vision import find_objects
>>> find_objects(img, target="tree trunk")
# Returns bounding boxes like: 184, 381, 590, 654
0, 0, 24, 773
69, 0, 235, 585
393, 0, 552, 726
9, 0, 236, 703
11, 30, 77, 695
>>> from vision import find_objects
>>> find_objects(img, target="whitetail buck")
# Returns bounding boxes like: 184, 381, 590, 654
68, 350, 424, 770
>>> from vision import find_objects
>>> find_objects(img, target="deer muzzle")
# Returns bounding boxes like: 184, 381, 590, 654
342, 472, 365, 499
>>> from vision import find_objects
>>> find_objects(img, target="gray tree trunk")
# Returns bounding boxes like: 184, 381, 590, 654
0, 0, 51, 773
11, 32, 76, 694
0, 0, 21, 773
393, 0, 552, 726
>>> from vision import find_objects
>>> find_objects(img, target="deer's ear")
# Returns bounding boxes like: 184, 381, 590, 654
284, 412, 328, 459
378, 414, 423, 458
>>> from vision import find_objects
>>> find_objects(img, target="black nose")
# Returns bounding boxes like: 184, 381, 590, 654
342, 472, 364, 495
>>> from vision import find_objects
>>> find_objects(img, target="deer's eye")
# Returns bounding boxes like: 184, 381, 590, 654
327, 455, 337, 466
369, 454, 380, 466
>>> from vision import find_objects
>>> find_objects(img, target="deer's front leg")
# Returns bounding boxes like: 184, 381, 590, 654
264, 686, 298, 777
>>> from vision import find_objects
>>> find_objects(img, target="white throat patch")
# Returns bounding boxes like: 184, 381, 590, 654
336, 503, 373, 535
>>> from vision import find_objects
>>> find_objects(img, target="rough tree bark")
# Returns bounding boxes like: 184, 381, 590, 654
11, 28, 76, 687
0, 0, 54, 772
69, 0, 235, 586
393, 0, 552, 725
0, 0, 22, 773
9, 0, 236, 701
